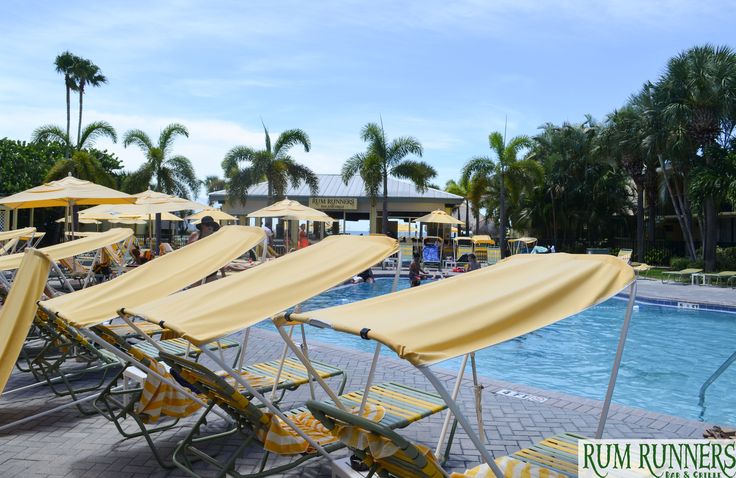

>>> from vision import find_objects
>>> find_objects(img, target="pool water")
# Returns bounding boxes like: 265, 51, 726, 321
269, 278, 736, 425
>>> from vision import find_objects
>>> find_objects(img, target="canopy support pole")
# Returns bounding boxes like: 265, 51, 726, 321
435, 353, 468, 458
419, 365, 504, 478
270, 326, 295, 400
470, 352, 485, 443
51, 260, 75, 294
236, 328, 250, 372
78, 328, 231, 423
276, 325, 347, 411
595, 280, 637, 439
299, 323, 316, 400
198, 346, 347, 475
359, 343, 382, 414
392, 246, 401, 292
120, 315, 166, 355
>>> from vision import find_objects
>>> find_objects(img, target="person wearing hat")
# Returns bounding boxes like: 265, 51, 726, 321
187, 215, 221, 244
188, 215, 225, 282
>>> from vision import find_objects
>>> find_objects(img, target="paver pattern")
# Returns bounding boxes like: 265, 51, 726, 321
0, 323, 710, 478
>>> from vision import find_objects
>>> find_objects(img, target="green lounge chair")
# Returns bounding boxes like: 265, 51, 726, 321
662, 267, 702, 283
700, 271, 736, 286
163, 351, 446, 478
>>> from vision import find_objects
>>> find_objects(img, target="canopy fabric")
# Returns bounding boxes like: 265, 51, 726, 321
287, 253, 635, 366
132, 190, 209, 211
414, 210, 464, 225
0, 227, 36, 242
0, 249, 52, 393
508, 237, 537, 244
186, 209, 237, 222
0, 176, 135, 209
119, 212, 183, 221
247, 199, 335, 222
471, 235, 495, 245
124, 235, 398, 345
109, 219, 146, 225
40, 226, 266, 328
55, 217, 100, 224
0, 228, 133, 272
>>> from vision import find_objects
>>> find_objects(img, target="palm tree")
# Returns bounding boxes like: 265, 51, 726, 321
463, 132, 534, 257
656, 44, 736, 271
445, 178, 470, 234
342, 151, 382, 221
33, 121, 117, 185
123, 123, 199, 199
203, 175, 228, 205
72, 58, 107, 146
54, 51, 80, 145
222, 124, 318, 206
344, 122, 436, 234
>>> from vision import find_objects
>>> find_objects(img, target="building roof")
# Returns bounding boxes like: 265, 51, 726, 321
209, 174, 463, 203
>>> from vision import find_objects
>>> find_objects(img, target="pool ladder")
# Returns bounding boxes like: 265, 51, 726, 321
698, 350, 736, 409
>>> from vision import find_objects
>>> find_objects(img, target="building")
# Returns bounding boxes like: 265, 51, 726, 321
209, 174, 464, 236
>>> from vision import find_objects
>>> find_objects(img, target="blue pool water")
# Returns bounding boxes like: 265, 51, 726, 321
269, 278, 736, 425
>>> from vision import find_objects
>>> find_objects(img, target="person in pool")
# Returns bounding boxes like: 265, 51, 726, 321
409, 253, 428, 287
466, 253, 481, 271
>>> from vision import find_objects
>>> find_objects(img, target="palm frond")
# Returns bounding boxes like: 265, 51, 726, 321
158, 123, 189, 155
274, 129, 311, 157
78, 121, 117, 150
390, 159, 436, 192
122, 129, 154, 152
387, 136, 423, 166
32, 124, 70, 147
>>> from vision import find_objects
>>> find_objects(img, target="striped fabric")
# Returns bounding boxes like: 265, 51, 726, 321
103, 321, 165, 337
338, 382, 446, 428
132, 336, 239, 359
241, 357, 342, 390
511, 433, 584, 477
135, 361, 201, 423
452, 456, 568, 478
257, 404, 385, 455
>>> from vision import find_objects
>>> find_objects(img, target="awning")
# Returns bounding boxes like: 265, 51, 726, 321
471, 235, 495, 245
0, 227, 37, 242
124, 235, 398, 345
0, 228, 134, 272
414, 210, 464, 225
287, 254, 634, 366
40, 226, 266, 328
0, 249, 51, 393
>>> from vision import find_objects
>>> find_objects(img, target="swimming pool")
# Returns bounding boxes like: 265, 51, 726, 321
272, 278, 736, 426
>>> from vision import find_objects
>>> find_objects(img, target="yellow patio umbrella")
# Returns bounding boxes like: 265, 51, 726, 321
414, 210, 464, 226
120, 211, 183, 222
247, 199, 335, 252
186, 209, 238, 222
108, 218, 147, 225
55, 217, 100, 225
0, 176, 135, 238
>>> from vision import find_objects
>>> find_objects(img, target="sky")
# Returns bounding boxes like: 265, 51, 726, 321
1, 1, 734, 201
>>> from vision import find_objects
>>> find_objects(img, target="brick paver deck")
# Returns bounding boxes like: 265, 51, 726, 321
0, 326, 711, 477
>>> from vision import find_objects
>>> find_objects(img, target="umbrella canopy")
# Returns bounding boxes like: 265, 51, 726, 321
81, 192, 209, 218
247, 199, 335, 222
119, 212, 183, 222
55, 217, 100, 225
0, 176, 135, 209
186, 209, 237, 222
109, 218, 146, 225
414, 210, 464, 225
287, 253, 634, 366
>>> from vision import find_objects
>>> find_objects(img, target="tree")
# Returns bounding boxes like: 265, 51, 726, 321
71, 58, 107, 146
123, 123, 199, 199
445, 178, 470, 234
0, 138, 64, 194
32, 121, 118, 185
344, 122, 436, 233
203, 175, 228, 205
54, 51, 80, 146
222, 124, 318, 207
656, 44, 736, 271
342, 150, 382, 219
463, 132, 536, 256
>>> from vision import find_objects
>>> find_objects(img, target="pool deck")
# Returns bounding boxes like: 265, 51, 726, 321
0, 325, 715, 478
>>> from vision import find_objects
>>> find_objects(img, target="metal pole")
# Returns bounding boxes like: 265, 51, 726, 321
236, 328, 251, 372
270, 326, 295, 400
359, 343, 381, 414
595, 281, 637, 439
435, 354, 469, 458
276, 325, 347, 410
471, 352, 485, 443
392, 246, 401, 292
419, 365, 504, 478
699, 350, 736, 407
198, 346, 345, 474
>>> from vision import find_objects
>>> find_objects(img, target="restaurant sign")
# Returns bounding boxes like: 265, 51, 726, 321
309, 198, 358, 210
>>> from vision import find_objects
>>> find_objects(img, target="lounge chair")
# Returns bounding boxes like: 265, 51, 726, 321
700, 271, 736, 286
164, 350, 446, 477
307, 400, 573, 478
616, 248, 633, 264
399, 242, 414, 267
661, 267, 702, 284
485, 246, 501, 266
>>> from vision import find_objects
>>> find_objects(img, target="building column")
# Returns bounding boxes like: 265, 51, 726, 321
369, 202, 377, 234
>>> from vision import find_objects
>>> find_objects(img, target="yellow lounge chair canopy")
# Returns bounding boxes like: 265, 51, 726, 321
123, 235, 398, 345
187, 209, 238, 222
41, 226, 266, 328
471, 235, 495, 245
0, 228, 133, 272
0, 176, 135, 209
288, 254, 634, 366
0, 227, 37, 242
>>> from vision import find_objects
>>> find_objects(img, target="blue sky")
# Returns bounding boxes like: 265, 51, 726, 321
1, 1, 733, 198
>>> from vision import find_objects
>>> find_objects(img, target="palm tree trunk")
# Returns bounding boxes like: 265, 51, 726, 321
659, 154, 697, 260
77, 84, 84, 148
499, 169, 507, 258
704, 196, 718, 272
636, 187, 645, 263
646, 188, 656, 246
65, 79, 71, 158
381, 173, 389, 234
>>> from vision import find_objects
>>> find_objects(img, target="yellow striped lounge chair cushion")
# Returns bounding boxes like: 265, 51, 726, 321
453, 456, 568, 478
136, 361, 201, 423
